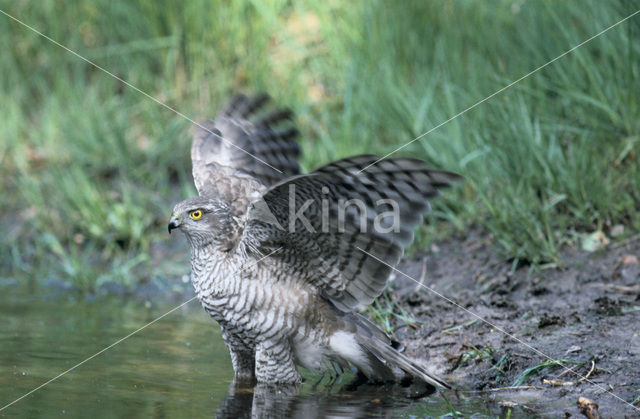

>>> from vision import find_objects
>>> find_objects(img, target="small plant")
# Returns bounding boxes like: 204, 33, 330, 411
513, 359, 585, 386
2, 0, 639, 288
453, 346, 495, 371
367, 290, 420, 335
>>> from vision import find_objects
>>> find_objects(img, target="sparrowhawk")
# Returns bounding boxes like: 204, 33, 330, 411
168, 94, 459, 389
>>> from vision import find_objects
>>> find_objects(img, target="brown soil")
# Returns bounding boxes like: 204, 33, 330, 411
390, 230, 640, 417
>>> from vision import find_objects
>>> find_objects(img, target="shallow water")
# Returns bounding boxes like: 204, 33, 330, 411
1, 284, 510, 418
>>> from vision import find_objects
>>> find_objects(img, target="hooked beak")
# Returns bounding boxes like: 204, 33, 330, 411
168, 214, 181, 234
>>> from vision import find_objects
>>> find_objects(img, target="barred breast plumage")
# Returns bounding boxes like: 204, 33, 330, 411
168, 94, 459, 389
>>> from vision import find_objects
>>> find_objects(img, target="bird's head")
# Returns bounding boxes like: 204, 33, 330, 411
168, 196, 235, 248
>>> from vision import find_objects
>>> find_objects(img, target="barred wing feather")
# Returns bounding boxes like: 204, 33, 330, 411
241, 155, 461, 311
190, 94, 302, 217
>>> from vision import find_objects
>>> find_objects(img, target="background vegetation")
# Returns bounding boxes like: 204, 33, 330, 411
1, 0, 639, 292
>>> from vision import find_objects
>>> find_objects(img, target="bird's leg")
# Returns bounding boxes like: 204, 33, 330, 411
221, 330, 255, 382
229, 348, 256, 382
251, 382, 300, 417
255, 340, 302, 384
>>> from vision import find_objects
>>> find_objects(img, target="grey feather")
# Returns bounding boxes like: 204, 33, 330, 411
241, 155, 461, 311
170, 94, 460, 388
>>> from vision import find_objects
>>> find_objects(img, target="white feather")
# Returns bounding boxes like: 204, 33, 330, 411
293, 338, 327, 370
329, 331, 369, 372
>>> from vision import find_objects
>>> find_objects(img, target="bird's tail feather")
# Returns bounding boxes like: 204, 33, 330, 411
356, 335, 451, 390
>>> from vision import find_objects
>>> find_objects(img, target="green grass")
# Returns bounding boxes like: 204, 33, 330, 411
366, 290, 420, 335
1, 0, 639, 290
454, 346, 495, 370
512, 359, 585, 386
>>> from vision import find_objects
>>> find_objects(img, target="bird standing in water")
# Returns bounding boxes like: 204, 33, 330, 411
168, 94, 458, 389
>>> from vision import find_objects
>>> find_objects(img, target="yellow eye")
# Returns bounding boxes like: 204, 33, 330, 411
189, 209, 203, 220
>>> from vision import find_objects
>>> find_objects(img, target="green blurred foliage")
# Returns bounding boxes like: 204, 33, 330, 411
1, 0, 639, 289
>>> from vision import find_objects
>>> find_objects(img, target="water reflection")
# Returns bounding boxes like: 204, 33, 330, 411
0, 285, 505, 418
216, 378, 437, 418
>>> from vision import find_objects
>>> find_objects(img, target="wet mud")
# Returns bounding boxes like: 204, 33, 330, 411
389, 231, 640, 417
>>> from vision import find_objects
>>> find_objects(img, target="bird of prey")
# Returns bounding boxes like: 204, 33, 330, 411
168, 94, 459, 389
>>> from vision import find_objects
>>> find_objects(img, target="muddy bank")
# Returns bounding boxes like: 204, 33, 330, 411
22, 228, 639, 416
391, 231, 640, 417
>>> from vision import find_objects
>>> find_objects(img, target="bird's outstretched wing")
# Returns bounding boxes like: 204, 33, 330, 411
191, 94, 302, 216
240, 155, 461, 312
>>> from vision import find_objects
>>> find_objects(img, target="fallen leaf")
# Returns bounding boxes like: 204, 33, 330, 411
581, 231, 609, 252
621, 254, 639, 266
577, 396, 601, 419
610, 224, 624, 237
